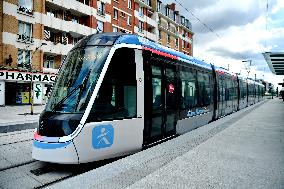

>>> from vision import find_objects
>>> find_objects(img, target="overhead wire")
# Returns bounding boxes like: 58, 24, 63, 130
173, 0, 221, 39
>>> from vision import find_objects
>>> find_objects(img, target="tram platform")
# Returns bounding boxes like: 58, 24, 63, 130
47, 98, 284, 188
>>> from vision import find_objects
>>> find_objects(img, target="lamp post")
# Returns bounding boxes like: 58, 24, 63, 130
242, 60, 252, 79
28, 42, 47, 115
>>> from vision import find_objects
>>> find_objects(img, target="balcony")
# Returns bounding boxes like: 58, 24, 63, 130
68, 21, 97, 35
147, 16, 158, 27
97, 8, 105, 16
134, 11, 157, 28
42, 14, 96, 36
43, 67, 59, 74
179, 34, 192, 44
145, 31, 158, 42
180, 19, 192, 31
42, 40, 73, 55
134, 26, 145, 36
46, 0, 92, 15
17, 6, 34, 16
17, 34, 34, 44
134, 0, 152, 9
69, 0, 92, 15
158, 11, 180, 27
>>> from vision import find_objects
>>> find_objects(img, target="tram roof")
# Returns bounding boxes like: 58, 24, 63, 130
115, 34, 212, 70
74, 33, 212, 70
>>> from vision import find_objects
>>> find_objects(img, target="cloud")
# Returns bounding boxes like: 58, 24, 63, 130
208, 47, 258, 60
159, 0, 283, 88
161, 0, 216, 10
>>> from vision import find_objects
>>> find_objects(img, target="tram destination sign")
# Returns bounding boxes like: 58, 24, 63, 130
0, 70, 57, 83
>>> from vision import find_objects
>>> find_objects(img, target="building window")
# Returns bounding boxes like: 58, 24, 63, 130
113, 26, 118, 32
167, 22, 170, 29
181, 16, 185, 25
18, 21, 33, 43
175, 38, 178, 47
138, 21, 143, 33
157, 1, 161, 11
182, 40, 184, 48
17, 49, 31, 69
113, 9, 118, 19
120, 12, 126, 18
120, 29, 127, 33
127, 0, 132, 9
139, 6, 143, 17
185, 19, 189, 28
166, 7, 169, 16
46, 8, 55, 17
18, 0, 33, 14
97, 1, 105, 15
72, 37, 81, 45
158, 30, 161, 39
44, 55, 55, 69
72, 15, 79, 23
167, 34, 170, 44
79, 0, 90, 5
127, 16, 132, 25
97, 20, 104, 33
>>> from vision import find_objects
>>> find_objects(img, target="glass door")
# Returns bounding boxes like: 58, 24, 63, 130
150, 65, 163, 138
144, 59, 177, 144
164, 65, 177, 136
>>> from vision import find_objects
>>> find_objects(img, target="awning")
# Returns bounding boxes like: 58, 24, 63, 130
263, 52, 284, 75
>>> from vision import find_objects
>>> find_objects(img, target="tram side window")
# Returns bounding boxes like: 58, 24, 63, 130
233, 79, 238, 100
152, 66, 162, 110
180, 68, 197, 109
205, 74, 212, 104
239, 80, 247, 99
197, 72, 211, 106
225, 77, 232, 101
88, 48, 137, 122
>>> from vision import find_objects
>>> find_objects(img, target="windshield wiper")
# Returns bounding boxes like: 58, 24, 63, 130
52, 71, 91, 112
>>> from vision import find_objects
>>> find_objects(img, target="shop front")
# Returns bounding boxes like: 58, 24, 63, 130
0, 70, 57, 106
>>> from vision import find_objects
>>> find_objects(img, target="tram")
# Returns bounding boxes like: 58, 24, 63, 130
32, 33, 264, 163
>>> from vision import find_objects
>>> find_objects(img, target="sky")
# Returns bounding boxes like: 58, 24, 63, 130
162, 0, 284, 89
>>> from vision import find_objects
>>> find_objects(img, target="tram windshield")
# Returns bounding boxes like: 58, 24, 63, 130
46, 46, 111, 113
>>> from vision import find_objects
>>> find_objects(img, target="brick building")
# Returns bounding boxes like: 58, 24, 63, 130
0, 0, 193, 106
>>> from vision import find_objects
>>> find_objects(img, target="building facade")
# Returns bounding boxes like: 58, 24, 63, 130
0, 0, 193, 106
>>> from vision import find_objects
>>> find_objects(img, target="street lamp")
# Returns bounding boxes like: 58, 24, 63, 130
242, 60, 252, 79
28, 42, 47, 115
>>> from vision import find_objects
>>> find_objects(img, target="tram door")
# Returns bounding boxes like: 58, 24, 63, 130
144, 60, 177, 144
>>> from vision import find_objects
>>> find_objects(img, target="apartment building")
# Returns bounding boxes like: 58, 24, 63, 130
155, 0, 192, 54
0, 0, 193, 106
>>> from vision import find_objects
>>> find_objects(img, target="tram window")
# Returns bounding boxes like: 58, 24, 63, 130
225, 77, 232, 101
152, 78, 162, 108
204, 73, 211, 104
197, 72, 210, 106
87, 48, 137, 122
180, 68, 197, 109
243, 82, 247, 98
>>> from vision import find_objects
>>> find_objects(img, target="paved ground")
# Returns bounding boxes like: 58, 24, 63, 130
0, 105, 45, 133
47, 99, 284, 189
